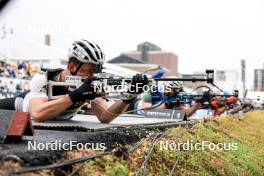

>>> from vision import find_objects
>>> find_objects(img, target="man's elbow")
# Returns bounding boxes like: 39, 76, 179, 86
186, 112, 193, 118
98, 118, 111, 124
97, 115, 112, 124
31, 111, 47, 122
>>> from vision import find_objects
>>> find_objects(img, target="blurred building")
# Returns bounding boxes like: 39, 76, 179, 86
254, 69, 264, 91
107, 41, 178, 76
183, 70, 244, 97
214, 70, 244, 96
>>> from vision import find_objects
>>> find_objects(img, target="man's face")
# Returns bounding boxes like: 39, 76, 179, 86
74, 63, 96, 81
164, 87, 177, 96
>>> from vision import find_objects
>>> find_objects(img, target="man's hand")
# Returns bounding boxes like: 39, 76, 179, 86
196, 91, 212, 104
122, 74, 149, 103
129, 74, 149, 94
68, 81, 98, 103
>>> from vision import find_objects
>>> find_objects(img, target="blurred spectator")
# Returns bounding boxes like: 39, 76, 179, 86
0, 60, 39, 79
0, 60, 39, 96
0, 80, 4, 91
27, 63, 34, 77
18, 61, 27, 70
9, 81, 16, 93
8, 68, 16, 78
16, 82, 23, 92
0, 63, 4, 74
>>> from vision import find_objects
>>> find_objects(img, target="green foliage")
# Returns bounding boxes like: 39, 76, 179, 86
77, 111, 264, 176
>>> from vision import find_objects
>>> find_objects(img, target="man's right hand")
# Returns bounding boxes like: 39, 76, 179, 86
122, 74, 149, 103
129, 74, 149, 94
196, 91, 212, 104
68, 81, 97, 103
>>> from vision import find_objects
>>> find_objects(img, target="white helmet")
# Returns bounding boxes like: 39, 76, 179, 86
68, 39, 105, 65
165, 81, 183, 90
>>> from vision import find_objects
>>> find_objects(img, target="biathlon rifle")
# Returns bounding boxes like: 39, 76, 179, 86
47, 70, 214, 100
159, 89, 239, 110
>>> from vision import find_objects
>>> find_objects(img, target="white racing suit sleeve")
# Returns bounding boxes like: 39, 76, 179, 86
22, 72, 48, 113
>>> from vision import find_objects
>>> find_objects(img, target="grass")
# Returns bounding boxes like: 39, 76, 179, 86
77, 111, 264, 176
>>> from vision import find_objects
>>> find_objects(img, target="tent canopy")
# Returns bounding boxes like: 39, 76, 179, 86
0, 38, 67, 61
0, 38, 142, 77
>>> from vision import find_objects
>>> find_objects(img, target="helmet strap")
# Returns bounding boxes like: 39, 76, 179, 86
71, 62, 83, 75
95, 64, 103, 73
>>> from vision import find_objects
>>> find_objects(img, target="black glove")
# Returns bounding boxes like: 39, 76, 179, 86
128, 74, 149, 94
122, 74, 149, 104
68, 81, 97, 103
196, 91, 212, 104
